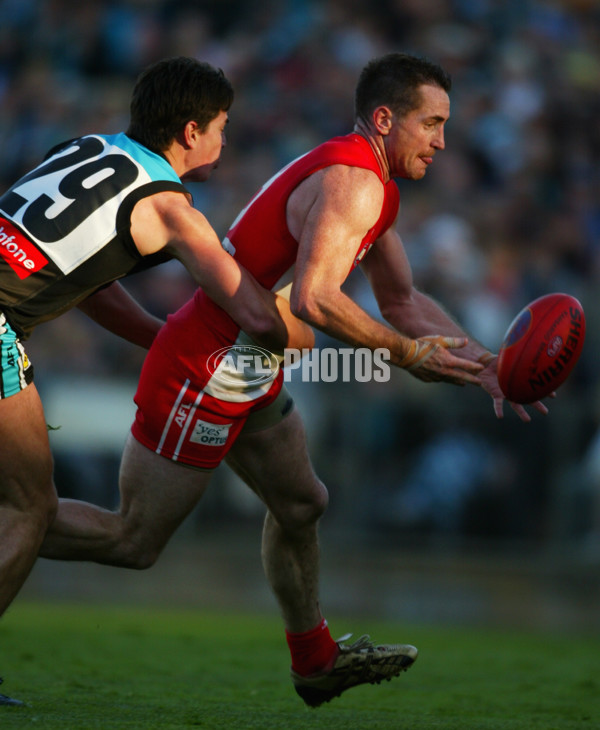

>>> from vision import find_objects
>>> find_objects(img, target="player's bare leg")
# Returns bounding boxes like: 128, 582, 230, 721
0, 384, 56, 707
0, 384, 57, 616
226, 408, 417, 707
40, 433, 213, 568
225, 408, 328, 633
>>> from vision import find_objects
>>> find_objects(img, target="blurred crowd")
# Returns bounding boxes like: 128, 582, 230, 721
1, 0, 600, 551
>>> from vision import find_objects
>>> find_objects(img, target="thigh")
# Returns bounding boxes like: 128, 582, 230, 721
0, 383, 54, 505
225, 409, 324, 518
118, 433, 214, 549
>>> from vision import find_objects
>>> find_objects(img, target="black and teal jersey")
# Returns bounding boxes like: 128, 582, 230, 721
0, 133, 189, 338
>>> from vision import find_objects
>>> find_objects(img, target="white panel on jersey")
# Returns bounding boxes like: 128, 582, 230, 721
7, 137, 152, 275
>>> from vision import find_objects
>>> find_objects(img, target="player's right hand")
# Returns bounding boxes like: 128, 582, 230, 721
476, 355, 551, 422
399, 335, 484, 385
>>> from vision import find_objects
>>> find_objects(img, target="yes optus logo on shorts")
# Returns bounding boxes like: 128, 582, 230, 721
0, 220, 48, 279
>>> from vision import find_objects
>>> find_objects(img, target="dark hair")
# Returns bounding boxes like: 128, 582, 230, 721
355, 53, 451, 124
127, 57, 234, 153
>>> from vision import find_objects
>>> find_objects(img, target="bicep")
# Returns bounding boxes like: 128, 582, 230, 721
169, 225, 245, 307
292, 216, 356, 302
146, 198, 243, 300
131, 194, 280, 340
291, 167, 382, 306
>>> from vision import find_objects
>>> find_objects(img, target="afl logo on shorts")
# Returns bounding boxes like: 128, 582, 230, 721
207, 345, 280, 389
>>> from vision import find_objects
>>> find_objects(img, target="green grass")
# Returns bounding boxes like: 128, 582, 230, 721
0, 602, 598, 729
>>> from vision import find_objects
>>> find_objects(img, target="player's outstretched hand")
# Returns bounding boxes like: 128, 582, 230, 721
477, 355, 551, 422
400, 335, 484, 385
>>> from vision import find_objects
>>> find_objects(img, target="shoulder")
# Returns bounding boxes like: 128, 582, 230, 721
131, 189, 213, 256
320, 163, 383, 189
287, 164, 385, 237
296, 164, 384, 203
319, 164, 385, 213
135, 189, 193, 218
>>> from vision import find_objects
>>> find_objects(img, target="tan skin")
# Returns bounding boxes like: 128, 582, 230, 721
289, 88, 480, 376
0, 109, 313, 618
82, 112, 296, 352
289, 84, 548, 421
40, 84, 548, 643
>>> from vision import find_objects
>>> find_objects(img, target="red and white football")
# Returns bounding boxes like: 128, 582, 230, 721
497, 293, 585, 404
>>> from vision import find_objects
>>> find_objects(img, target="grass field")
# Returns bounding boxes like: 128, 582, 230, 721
0, 602, 598, 730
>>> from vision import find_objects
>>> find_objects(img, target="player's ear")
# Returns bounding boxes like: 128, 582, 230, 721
372, 106, 393, 135
181, 120, 200, 148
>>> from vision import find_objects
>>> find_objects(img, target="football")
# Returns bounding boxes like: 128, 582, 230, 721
497, 293, 585, 404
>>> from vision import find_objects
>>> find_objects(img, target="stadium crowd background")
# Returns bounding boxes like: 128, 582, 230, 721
1, 0, 599, 555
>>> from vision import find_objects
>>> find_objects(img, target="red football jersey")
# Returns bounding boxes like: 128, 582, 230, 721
224, 132, 400, 289
131, 133, 400, 468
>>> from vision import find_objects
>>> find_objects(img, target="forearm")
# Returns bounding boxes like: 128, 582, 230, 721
171, 242, 289, 351
292, 286, 414, 366
214, 272, 292, 351
77, 282, 164, 349
382, 288, 493, 362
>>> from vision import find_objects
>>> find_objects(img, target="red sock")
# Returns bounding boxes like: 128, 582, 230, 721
286, 618, 338, 677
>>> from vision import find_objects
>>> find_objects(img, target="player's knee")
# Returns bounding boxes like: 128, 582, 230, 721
117, 527, 163, 570
281, 479, 329, 531
123, 548, 160, 571
115, 544, 160, 571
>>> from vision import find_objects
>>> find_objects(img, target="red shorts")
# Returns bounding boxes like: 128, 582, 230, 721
131, 293, 289, 470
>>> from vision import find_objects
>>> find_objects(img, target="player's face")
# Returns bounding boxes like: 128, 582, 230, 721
384, 84, 449, 180
181, 110, 229, 182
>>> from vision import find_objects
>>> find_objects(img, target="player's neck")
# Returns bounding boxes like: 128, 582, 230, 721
353, 121, 390, 182
161, 144, 182, 177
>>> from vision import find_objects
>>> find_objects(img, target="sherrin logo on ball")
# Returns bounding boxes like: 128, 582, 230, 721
497, 293, 585, 404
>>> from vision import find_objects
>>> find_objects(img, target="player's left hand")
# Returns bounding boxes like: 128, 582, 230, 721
400, 335, 485, 385
478, 356, 551, 423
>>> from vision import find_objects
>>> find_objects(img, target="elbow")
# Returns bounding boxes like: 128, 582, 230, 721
245, 309, 282, 342
290, 288, 327, 329
378, 292, 414, 326
378, 301, 401, 324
